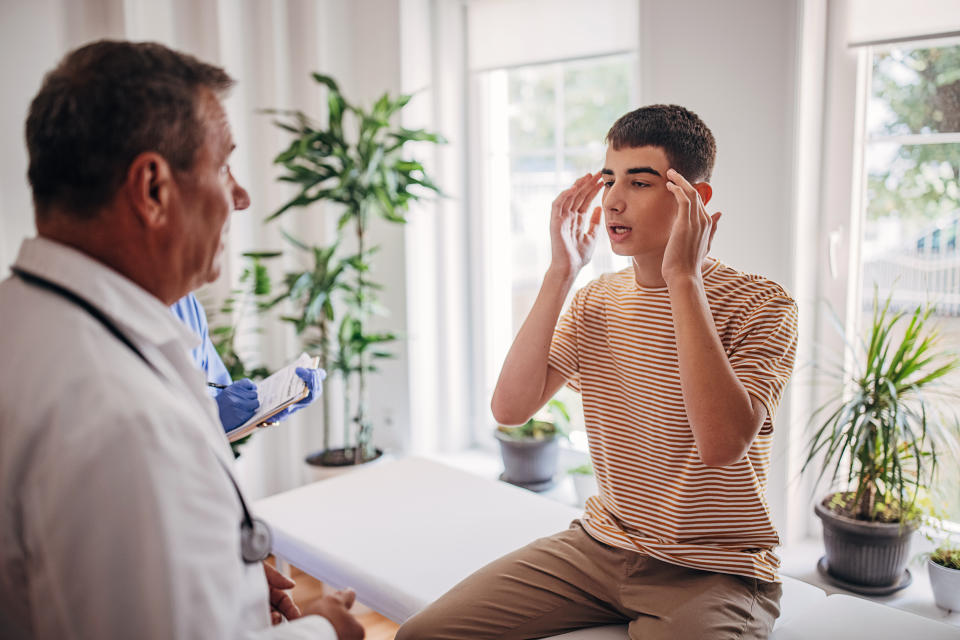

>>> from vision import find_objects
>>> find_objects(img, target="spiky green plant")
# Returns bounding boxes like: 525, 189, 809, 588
804, 290, 960, 522
931, 544, 960, 570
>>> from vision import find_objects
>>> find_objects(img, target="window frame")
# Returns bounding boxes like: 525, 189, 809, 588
466, 52, 639, 450
813, 33, 960, 530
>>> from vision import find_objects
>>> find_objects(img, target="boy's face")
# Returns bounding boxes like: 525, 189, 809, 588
601, 145, 678, 259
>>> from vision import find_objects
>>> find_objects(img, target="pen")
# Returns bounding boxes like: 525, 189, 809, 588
207, 382, 227, 389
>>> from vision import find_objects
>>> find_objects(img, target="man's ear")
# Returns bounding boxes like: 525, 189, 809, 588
124, 152, 176, 229
694, 181, 713, 205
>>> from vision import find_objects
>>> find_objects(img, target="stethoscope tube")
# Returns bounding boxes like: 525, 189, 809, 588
13, 267, 273, 564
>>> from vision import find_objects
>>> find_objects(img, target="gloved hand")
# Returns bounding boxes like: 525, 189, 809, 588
215, 378, 260, 431
272, 367, 326, 422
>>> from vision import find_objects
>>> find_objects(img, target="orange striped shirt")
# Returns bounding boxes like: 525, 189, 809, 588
549, 260, 798, 582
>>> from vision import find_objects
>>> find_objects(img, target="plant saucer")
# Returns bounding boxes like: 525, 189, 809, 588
498, 472, 556, 493
816, 556, 912, 596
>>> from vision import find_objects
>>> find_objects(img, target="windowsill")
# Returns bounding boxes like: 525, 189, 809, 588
425, 447, 960, 629
423, 444, 588, 507
779, 535, 960, 628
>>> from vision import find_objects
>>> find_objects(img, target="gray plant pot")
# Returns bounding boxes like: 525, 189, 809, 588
814, 499, 916, 591
494, 430, 559, 491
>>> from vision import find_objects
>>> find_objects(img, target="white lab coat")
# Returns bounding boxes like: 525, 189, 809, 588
0, 237, 336, 639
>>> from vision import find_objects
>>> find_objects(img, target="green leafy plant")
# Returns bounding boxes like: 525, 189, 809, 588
803, 290, 960, 522
567, 463, 593, 476
263, 73, 444, 463
208, 254, 277, 455
254, 231, 352, 454
497, 398, 572, 440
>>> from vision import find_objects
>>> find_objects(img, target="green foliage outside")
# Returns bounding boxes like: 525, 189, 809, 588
867, 44, 960, 227
804, 290, 960, 522
506, 54, 631, 170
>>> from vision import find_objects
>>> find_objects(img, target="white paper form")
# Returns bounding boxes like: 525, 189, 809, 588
233, 352, 317, 433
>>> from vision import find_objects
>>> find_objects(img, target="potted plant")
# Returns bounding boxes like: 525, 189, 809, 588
928, 539, 960, 612
263, 73, 444, 472
496, 397, 570, 492
803, 291, 960, 594
208, 253, 276, 457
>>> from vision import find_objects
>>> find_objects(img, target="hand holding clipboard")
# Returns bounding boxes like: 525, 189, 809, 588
225, 353, 321, 443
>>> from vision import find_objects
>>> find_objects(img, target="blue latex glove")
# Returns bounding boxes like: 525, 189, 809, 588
215, 378, 260, 432
271, 367, 326, 422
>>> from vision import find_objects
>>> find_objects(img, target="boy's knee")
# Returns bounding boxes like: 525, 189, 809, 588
396, 604, 475, 640
395, 610, 435, 640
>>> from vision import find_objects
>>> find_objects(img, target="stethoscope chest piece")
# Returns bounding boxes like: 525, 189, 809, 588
241, 516, 273, 564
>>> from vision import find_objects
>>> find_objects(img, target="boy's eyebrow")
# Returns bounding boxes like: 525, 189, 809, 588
599, 167, 662, 177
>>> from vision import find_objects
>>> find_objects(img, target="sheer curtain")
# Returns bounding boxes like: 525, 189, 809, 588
0, 0, 414, 498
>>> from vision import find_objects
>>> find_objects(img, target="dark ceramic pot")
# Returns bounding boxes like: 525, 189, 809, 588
815, 498, 916, 590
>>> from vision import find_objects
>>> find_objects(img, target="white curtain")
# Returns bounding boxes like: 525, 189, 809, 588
0, 0, 427, 499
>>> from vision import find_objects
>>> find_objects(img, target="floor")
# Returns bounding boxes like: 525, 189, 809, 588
275, 558, 400, 639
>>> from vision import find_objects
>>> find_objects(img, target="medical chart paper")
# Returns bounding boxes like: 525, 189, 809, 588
226, 352, 319, 443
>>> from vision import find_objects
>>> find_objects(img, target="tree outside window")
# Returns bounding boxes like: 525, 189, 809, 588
861, 41, 960, 521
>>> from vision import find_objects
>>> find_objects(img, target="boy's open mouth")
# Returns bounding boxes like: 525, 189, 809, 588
608, 224, 632, 240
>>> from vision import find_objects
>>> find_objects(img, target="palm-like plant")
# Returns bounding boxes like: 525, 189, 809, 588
804, 291, 960, 522
264, 73, 444, 462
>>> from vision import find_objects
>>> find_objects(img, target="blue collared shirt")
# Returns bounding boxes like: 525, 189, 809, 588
169, 293, 231, 389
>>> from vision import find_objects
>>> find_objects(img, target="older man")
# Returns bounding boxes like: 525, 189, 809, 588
0, 41, 362, 639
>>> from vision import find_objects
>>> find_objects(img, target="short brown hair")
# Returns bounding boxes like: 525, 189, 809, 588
606, 105, 716, 182
26, 40, 234, 219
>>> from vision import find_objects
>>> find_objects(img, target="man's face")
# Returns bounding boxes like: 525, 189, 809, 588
171, 90, 250, 292
600, 145, 678, 259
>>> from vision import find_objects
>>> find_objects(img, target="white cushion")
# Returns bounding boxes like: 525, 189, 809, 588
771, 593, 960, 639
253, 457, 832, 636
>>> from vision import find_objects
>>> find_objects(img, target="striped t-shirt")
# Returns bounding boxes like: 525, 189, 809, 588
548, 260, 798, 582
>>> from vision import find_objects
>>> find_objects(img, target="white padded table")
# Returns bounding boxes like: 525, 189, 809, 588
252, 457, 946, 638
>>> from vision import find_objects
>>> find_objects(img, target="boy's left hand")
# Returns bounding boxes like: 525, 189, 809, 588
661, 168, 721, 285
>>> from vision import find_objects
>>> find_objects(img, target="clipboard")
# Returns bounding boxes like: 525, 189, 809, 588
226, 352, 320, 443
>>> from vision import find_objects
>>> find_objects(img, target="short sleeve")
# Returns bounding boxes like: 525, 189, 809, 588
170, 293, 231, 388
548, 288, 584, 392
727, 295, 798, 432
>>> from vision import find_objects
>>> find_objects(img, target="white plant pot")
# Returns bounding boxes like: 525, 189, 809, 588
928, 557, 960, 612
570, 473, 597, 507
304, 449, 389, 483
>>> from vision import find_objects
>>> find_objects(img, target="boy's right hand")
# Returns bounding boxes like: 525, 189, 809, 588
549, 172, 604, 279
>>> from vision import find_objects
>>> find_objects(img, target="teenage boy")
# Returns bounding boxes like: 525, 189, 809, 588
396, 105, 798, 639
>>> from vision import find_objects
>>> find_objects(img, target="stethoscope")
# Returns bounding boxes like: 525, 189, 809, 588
13, 267, 273, 564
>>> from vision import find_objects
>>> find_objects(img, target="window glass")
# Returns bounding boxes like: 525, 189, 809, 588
861, 41, 960, 521
478, 53, 635, 441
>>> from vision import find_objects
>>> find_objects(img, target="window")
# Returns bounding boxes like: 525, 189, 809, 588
858, 40, 960, 521
473, 53, 636, 445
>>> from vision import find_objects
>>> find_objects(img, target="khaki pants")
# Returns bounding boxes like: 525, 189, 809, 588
396, 521, 781, 640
